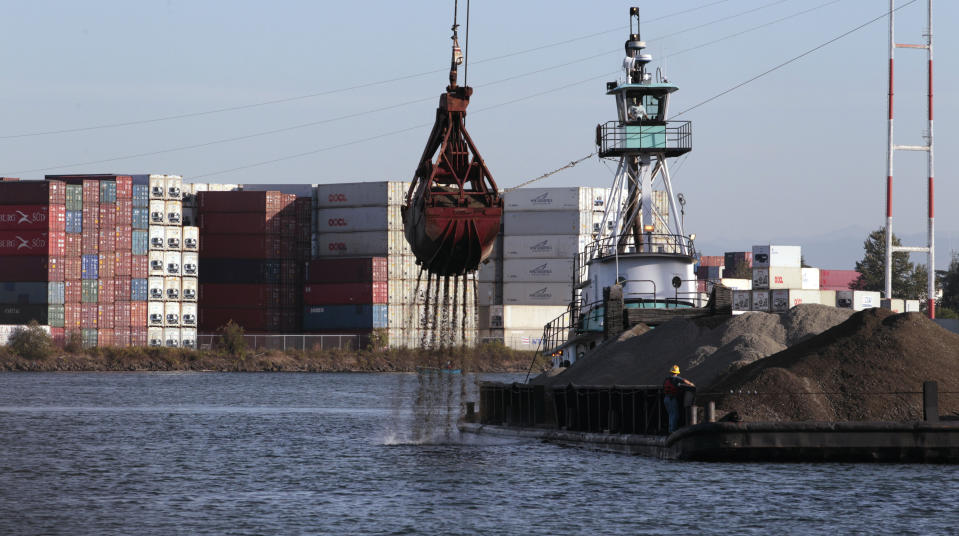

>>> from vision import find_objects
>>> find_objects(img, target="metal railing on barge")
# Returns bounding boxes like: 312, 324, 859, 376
480, 382, 669, 436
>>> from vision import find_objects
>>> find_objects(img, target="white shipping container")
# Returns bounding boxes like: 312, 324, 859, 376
182, 226, 199, 251
478, 260, 500, 283
181, 252, 198, 277
732, 290, 752, 311
771, 289, 822, 312
801, 267, 820, 290
149, 200, 166, 224
181, 277, 197, 302
164, 176, 182, 201
752, 267, 803, 290
208, 183, 239, 192
148, 251, 165, 276
751, 245, 802, 268
503, 282, 572, 306
180, 327, 197, 349
164, 327, 180, 348
881, 298, 905, 313
751, 290, 770, 312
149, 175, 166, 200
148, 277, 165, 301
240, 183, 315, 198
503, 210, 592, 236
315, 181, 407, 208
164, 200, 182, 226
164, 226, 182, 250
182, 183, 207, 206
316, 206, 403, 233
504, 187, 593, 212
502, 305, 569, 329
148, 301, 164, 327
181, 302, 198, 326
503, 258, 575, 283
722, 278, 752, 291
501, 328, 545, 350
836, 290, 880, 310
164, 276, 181, 301
163, 251, 181, 275
504, 235, 587, 259
314, 230, 407, 257
905, 300, 920, 312
164, 302, 180, 327
149, 225, 165, 250
0, 324, 51, 345
148, 326, 164, 347
819, 290, 837, 307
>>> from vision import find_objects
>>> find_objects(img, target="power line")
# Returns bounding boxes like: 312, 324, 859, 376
0, 0, 734, 140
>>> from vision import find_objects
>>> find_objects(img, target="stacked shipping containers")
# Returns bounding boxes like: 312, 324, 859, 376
0, 182, 66, 344
197, 190, 305, 334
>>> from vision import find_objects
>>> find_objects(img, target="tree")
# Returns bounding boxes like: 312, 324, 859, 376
8, 320, 54, 360
938, 251, 959, 312
217, 320, 247, 356
852, 227, 926, 298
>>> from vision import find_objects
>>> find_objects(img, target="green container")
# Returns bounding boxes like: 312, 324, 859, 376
82, 328, 98, 348
66, 184, 83, 211
81, 280, 98, 303
47, 305, 65, 328
99, 181, 117, 204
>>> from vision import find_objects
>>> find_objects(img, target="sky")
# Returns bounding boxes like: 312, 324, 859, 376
0, 0, 956, 269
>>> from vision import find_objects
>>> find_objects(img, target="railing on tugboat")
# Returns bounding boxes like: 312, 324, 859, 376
574, 233, 696, 288
597, 120, 692, 158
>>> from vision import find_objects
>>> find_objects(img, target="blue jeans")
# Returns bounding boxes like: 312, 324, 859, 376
665, 394, 681, 433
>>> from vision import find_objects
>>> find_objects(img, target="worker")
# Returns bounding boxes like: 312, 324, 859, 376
663, 365, 695, 433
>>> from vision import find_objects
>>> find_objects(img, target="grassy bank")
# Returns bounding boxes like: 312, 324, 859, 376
0, 343, 546, 373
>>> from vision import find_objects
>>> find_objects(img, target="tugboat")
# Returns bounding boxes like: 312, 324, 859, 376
540, 7, 724, 366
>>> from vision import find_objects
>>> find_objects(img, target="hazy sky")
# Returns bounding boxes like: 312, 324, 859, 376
0, 1, 955, 268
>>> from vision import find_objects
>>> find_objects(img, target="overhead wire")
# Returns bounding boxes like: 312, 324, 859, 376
0, 0, 735, 140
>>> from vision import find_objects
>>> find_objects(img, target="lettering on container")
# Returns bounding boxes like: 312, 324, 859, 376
530, 193, 552, 205
529, 240, 552, 253
328, 218, 348, 227
530, 288, 553, 298
0, 210, 47, 225
530, 263, 552, 275
328, 242, 347, 251
328, 193, 348, 203
774, 276, 784, 284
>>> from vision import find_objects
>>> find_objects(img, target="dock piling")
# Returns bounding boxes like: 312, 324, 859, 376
923, 381, 939, 423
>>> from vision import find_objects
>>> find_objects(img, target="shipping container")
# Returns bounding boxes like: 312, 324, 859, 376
148, 301, 164, 327
0, 205, 64, 231
148, 250, 165, 276
114, 250, 132, 277
0, 256, 64, 282
47, 281, 65, 304
503, 282, 572, 306
115, 176, 132, 200
312, 230, 407, 257
164, 251, 181, 275
836, 290, 880, 310
0, 181, 65, 205
80, 303, 98, 328
82, 328, 97, 348
199, 307, 281, 332
114, 301, 131, 328
305, 257, 388, 283
751, 245, 802, 269
181, 277, 197, 301
81, 254, 98, 280
819, 269, 860, 291
503, 258, 575, 283
165, 200, 182, 225
131, 301, 147, 327
503, 235, 587, 259
0, 230, 64, 257
304, 282, 388, 305
0, 282, 48, 304
164, 302, 180, 327
164, 276, 180, 301
0, 304, 49, 324
302, 304, 388, 330
98, 253, 114, 279
148, 277, 164, 301
99, 180, 116, 204
164, 327, 180, 348
65, 210, 82, 234
770, 289, 823, 312
880, 298, 905, 313
751, 290, 771, 312
180, 327, 197, 349
198, 190, 285, 213
132, 207, 149, 229
132, 230, 148, 255
113, 276, 130, 302
82, 180, 99, 206
752, 267, 803, 290
131, 278, 148, 302
314, 182, 406, 209
116, 199, 132, 227
65, 303, 81, 330
199, 283, 278, 307
504, 187, 593, 212
181, 302, 197, 326
149, 176, 165, 200
97, 278, 115, 304
50, 326, 65, 345
165, 226, 182, 250
732, 290, 752, 311
81, 227, 98, 255
905, 300, 920, 312
503, 210, 592, 236
149, 200, 165, 224
314, 206, 403, 234
198, 212, 277, 234
720, 278, 752, 290
97, 226, 115, 252
800, 267, 820, 290
46, 305, 64, 327
181, 252, 198, 277
114, 327, 130, 347
148, 326, 164, 347
65, 184, 83, 211
182, 226, 199, 251
165, 176, 182, 200
98, 303, 115, 329
149, 226, 165, 250
200, 233, 283, 259
64, 280, 81, 303
498, 305, 569, 329
197, 259, 282, 284
133, 184, 150, 208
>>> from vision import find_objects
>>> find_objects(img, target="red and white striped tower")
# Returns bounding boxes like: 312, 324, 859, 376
885, 0, 935, 318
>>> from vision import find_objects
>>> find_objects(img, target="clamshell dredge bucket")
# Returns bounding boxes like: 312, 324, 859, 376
402, 24, 502, 277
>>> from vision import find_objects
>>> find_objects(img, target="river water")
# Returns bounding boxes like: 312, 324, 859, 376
0, 372, 956, 535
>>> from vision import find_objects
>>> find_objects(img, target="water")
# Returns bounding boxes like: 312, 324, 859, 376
1, 373, 957, 535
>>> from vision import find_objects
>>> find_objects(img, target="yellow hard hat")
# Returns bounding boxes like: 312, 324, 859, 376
670, 365, 680, 375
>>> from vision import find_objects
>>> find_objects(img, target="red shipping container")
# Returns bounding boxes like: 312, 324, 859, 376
65, 256, 81, 280
0, 230, 64, 256
131, 302, 147, 328
65, 233, 82, 257
281, 283, 297, 305
116, 176, 133, 199
114, 327, 131, 347
82, 180, 99, 206
200, 233, 282, 259
116, 199, 132, 225
198, 212, 279, 234
306, 257, 388, 283
98, 205, 116, 230
81, 303, 98, 328
65, 280, 82, 303
99, 253, 115, 279
198, 190, 283, 213
199, 307, 280, 332
97, 328, 114, 347
114, 301, 131, 328
820, 269, 861, 291
131, 255, 148, 279
0, 205, 65, 231
114, 277, 131, 301
280, 309, 297, 332
699, 255, 724, 267
65, 303, 81, 331
82, 208, 99, 230
98, 228, 115, 252
0, 256, 65, 282
0, 181, 65, 205
98, 278, 115, 304
50, 327, 65, 346
199, 283, 280, 308
99, 304, 115, 329
131, 327, 147, 346
304, 282, 388, 305
82, 229, 98, 255
115, 250, 132, 277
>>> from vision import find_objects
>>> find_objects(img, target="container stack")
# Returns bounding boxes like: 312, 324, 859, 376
302, 257, 388, 346
695, 255, 724, 292
0, 181, 66, 344
197, 190, 304, 334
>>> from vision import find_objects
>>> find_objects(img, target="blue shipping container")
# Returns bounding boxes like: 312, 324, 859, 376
99, 181, 117, 204
131, 279, 148, 301
81, 254, 99, 280
47, 282, 65, 304
132, 230, 148, 255
0, 282, 49, 304
132, 207, 149, 229
302, 304, 388, 330
65, 210, 83, 234
132, 184, 149, 208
